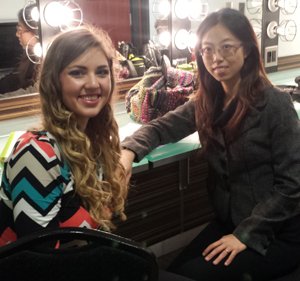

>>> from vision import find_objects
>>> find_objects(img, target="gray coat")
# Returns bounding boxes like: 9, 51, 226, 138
122, 85, 300, 255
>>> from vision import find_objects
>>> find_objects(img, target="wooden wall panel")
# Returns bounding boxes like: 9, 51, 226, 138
76, 0, 131, 48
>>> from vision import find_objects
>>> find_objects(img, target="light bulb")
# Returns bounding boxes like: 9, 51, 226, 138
31, 6, 39, 22
175, 0, 189, 19
159, 31, 171, 47
44, 2, 73, 27
175, 29, 189, 50
251, 0, 262, 7
277, 0, 297, 14
189, 0, 201, 21
34, 42, 42, 57
188, 32, 197, 49
159, 1, 170, 18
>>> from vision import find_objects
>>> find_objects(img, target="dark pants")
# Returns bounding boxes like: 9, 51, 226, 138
167, 219, 300, 281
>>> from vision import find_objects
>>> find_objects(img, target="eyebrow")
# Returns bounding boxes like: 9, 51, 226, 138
202, 38, 235, 45
68, 65, 109, 70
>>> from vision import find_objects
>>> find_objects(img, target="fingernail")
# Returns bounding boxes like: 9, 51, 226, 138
202, 252, 206, 256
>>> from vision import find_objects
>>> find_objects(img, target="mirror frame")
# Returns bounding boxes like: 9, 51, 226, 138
0, 78, 141, 121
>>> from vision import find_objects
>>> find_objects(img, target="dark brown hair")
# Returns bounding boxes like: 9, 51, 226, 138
194, 8, 271, 150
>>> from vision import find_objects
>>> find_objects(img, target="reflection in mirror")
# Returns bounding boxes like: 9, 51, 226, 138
0, 1, 39, 98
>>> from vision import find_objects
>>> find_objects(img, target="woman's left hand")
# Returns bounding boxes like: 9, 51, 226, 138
202, 234, 247, 266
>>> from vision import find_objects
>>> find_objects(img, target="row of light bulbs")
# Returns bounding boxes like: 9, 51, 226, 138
248, 0, 298, 41
152, 0, 208, 51
153, 0, 208, 21
23, 0, 83, 63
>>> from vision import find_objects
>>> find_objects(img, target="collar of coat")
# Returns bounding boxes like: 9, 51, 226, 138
209, 84, 271, 144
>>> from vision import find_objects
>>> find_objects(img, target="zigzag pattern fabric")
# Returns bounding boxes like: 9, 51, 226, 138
0, 132, 99, 247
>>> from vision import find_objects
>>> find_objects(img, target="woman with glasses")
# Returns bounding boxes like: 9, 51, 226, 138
0, 5, 39, 97
121, 8, 300, 281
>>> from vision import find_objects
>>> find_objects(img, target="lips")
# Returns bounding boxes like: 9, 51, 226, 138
79, 95, 101, 104
80, 95, 100, 101
213, 66, 227, 71
213, 66, 228, 74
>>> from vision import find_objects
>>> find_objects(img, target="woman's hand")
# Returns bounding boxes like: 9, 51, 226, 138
120, 149, 135, 185
202, 234, 247, 266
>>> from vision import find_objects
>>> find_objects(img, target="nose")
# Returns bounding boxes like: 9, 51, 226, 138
212, 49, 224, 62
85, 73, 99, 90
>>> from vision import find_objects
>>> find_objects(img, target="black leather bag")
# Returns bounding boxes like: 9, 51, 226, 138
118, 41, 138, 60
140, 41, 162, 69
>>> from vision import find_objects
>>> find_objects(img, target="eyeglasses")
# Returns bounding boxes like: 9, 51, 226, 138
16, 25, 31, 35
199, 43, 243, 59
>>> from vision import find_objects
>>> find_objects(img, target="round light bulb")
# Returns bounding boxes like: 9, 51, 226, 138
31, 7, 39, 22
175, 29, 189, 50
61, 6, 73, 26
44, 2, 73, 27
175, 0, 189, 19
189, 0, 201, 20
188, 33, 197, 49
252, 0, 262, 8
34, 42, 42, 57
159, 31, 171, 47
159, 1, 170, 18
44, 2, 61, 27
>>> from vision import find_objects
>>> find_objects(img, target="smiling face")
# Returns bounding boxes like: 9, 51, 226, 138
201, 24, 247, 90
60, 47, 111, 131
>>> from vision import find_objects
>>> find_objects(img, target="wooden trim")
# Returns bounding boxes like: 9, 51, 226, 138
0, 78, 141, 122
278, 55, 300, 72
117, 77, 141, 93
0, 94, 41, 121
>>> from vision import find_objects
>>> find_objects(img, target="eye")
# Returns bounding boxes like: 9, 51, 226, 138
96, 68, 110, 76
69, 70, 85, 77
222, 44, 233, 51
203, 47, 213, 54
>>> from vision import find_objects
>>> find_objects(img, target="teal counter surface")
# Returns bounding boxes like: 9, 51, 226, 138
268, 68, 299, 86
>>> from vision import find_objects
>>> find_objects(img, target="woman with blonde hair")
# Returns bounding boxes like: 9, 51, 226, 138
0, 26, 127, 247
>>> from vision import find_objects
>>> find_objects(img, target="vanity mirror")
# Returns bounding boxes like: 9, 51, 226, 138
0, 0, 145, 121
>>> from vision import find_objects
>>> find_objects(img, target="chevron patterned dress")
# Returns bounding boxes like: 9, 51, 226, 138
0, 132, 100, 247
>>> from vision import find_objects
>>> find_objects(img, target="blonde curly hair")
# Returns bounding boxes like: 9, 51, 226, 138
38, 25, 127, 230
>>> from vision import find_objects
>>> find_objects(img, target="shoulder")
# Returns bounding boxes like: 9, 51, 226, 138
9, 131, 61, 164
258, 85, 295, 117
265, 85, 293, 107
261, 86, 299, 129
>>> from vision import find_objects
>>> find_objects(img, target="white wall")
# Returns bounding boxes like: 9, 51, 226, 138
0, 0, 26, 23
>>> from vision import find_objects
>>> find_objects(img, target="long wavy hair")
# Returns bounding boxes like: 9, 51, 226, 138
17, 5, 39, 88
38, 26, 127, 231
194, 8, 271, 151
